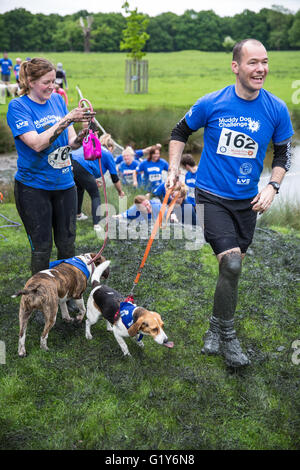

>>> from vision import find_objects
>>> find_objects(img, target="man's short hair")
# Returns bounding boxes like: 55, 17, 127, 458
232, 39, 264, 63
181, 153, 196, 168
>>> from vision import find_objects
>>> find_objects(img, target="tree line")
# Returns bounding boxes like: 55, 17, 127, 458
0, 6, 300, 53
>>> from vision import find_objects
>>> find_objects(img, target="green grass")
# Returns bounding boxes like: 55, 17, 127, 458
0, 189, 299, 450
1, 50, 300, 115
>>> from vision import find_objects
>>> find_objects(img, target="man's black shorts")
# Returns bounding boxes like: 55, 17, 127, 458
195, 188, 257, 255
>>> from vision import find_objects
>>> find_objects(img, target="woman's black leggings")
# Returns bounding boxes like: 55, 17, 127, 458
14, 180, 77, 274
71, 159, 101, 225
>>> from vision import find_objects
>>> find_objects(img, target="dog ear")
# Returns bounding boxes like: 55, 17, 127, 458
127, 317, 145, 337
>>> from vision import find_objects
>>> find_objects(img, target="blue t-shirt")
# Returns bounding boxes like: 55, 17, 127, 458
71, 146, 118, 179
115, 149, 144, 165
152, 181, 166, 199
118, 159, 139, 185
14, 64, 20, 79
7, 93, 74, 190
121, 199, 164, 223
185, 170, 196, 206
0, 58, 12, 75
185, 85, 294, 199
137, 158, 169, 192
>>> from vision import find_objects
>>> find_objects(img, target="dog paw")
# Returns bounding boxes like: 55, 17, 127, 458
85, 333, 93, 340
18, 350, 27, 358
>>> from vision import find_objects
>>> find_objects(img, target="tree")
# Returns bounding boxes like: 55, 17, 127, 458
289, 10, 300, 48
120, 1, 150, 60
223, 36, 235, 53
79, 15, 94, 53
52, 19, 83, 52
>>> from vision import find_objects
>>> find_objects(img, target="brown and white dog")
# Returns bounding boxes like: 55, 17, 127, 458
12, 254, 109, 357
85, 261, 174, 356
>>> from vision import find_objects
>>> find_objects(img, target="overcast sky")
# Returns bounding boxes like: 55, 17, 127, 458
0, 0, 299, 17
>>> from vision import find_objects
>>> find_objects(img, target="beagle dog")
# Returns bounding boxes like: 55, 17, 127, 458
85, 261, 174, 356
12, 254, 109, 357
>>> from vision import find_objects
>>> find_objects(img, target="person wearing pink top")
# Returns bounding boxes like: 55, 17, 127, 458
53, 83, 68, 105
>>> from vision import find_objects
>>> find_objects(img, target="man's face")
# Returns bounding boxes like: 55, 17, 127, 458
232, 42, 269, 96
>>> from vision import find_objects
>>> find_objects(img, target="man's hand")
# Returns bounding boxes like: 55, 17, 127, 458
251, 184, 277, 213
166, 167, 179, 189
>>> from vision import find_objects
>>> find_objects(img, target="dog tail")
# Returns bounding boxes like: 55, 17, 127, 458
91, 260, 111, 285
11, 288, 39, 298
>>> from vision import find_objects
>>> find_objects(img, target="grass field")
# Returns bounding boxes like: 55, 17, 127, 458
0, 187, 299, 450
1, 50, 300, 115
0, 50, 300, 451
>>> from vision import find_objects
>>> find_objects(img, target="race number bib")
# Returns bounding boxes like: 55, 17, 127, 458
123, 171, 134, 183
217, 128, 258, 159
48, 146, 71, 169
149, 173, 161, 182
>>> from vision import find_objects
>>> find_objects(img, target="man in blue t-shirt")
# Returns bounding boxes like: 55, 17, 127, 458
166, 39, 293, 368
0, 52, 12, 82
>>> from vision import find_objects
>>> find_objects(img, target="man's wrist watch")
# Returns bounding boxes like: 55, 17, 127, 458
268, 181, 280, 193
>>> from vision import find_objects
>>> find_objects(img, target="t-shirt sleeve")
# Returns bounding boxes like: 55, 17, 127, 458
106, 154, 118, 175
185, 95, 209, 131
115, 155, 123, 165
123, 205, 140, 220
162, 159, 169, 171
272, 102, 294, 144
135, 149, 144, 160
136, 160, 145, 173
7, 100, 36, 137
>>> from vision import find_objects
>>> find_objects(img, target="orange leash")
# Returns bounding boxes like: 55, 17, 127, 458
130, 187, 174, 295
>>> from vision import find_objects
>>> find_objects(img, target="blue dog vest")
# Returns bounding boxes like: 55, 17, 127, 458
49, 256, 90, 279
119, 301, 143, 342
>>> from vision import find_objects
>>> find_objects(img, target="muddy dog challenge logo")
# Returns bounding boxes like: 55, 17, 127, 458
219, 116, 261, 133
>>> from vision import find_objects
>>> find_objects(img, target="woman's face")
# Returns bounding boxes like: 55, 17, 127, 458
29, 70, 56, 103
123, 153, 134, 165
137, 199, 151, 214
151, 149, 160, 162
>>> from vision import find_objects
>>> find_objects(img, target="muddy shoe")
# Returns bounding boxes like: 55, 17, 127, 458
220, 337, 250, 367
219, 318, 250, 367
201, 316, 220, 355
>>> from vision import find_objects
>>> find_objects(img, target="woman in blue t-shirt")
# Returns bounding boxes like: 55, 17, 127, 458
6, 57, 95, 275
118, 146, 140, 187
136, 146, 169, 193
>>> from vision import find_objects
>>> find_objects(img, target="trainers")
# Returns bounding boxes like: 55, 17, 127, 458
77, 213, 88, 221
201, 316, 220, 355
220, 338, 250, 367
219, 318, 250, 367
